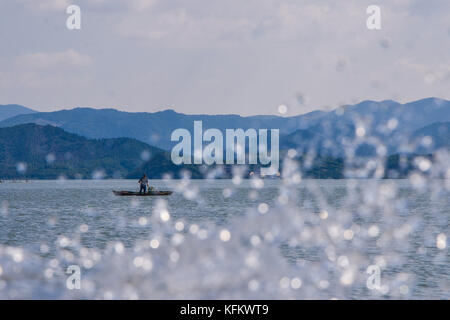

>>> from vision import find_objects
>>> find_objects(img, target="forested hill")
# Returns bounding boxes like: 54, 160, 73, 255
0, 124, 200, 179
0, 124, 442, 180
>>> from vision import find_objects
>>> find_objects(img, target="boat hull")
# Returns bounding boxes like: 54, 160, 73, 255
113, 190, 173, 196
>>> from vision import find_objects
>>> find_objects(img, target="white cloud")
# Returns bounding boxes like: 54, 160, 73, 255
18, 0, 158, 12
0, 50, 93, 94
20, 0, 70, 11
130, 0, 157, 11
14, 50, 93, 70
3, 0, 450, 114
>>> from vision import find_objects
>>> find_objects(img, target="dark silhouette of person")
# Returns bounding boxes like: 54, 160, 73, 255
138, 174, 149, 194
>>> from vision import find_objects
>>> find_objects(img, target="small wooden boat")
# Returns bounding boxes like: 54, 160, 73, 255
113, 190, 173, 196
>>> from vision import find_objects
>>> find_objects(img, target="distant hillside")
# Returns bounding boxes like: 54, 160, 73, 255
410, 122, 450, 152
0, 104, 36, 121
1, 98, 448, 154
0, 124, 200, 179
280, 123, 357, 157
335, 98, 450, 133
0, 124, 341, 179
0, 108, 304, 151
0, 124, 443, 180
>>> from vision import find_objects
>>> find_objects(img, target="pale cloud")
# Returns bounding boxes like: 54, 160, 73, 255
14, 50, 93, 70
18, 0, 157, 12
17, 71, 93, 89
20, 0, 70, 11
131, 0, 157, 11
116, 2, 339, 44
0, 49, 93, 97
2, 0, 450, 114
117, 8, 193, 41
397, 59, 450, 85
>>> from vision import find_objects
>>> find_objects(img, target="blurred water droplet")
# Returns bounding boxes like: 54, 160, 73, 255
436, 234, 446, 249
278, 104, 288, 114
16, 162, 27, 174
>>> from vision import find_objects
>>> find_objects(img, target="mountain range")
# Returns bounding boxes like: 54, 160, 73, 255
1, 123, 432, 180
0, 124, 346, 179
0, 97, 448, 179
0, 104, 36, 122
1, 98, 449, 155
0, 124, 202, 179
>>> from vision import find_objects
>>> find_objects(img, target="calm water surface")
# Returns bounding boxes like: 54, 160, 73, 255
0, 179, 448, 299
1, 179, 280, 249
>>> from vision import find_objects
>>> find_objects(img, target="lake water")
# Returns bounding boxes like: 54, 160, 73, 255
0, 179, 448, 299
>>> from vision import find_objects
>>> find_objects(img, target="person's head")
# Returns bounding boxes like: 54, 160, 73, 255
143, 173, 146, 177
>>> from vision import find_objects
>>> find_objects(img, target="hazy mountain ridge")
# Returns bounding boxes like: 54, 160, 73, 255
0, 107, 306, 150
409, 122, 450, 154
0, 104, 36, 122
0, 98, 449, 156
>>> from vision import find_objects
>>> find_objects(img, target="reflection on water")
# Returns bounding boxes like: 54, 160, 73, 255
0, 179, 448, 299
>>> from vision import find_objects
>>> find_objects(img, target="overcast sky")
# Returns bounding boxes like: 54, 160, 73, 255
0, 0, 449, 115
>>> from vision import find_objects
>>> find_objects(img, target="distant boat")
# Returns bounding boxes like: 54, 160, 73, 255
113, 190, 173, 196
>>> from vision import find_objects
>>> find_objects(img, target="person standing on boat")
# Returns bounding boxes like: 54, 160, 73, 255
138, 174, 149, 194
